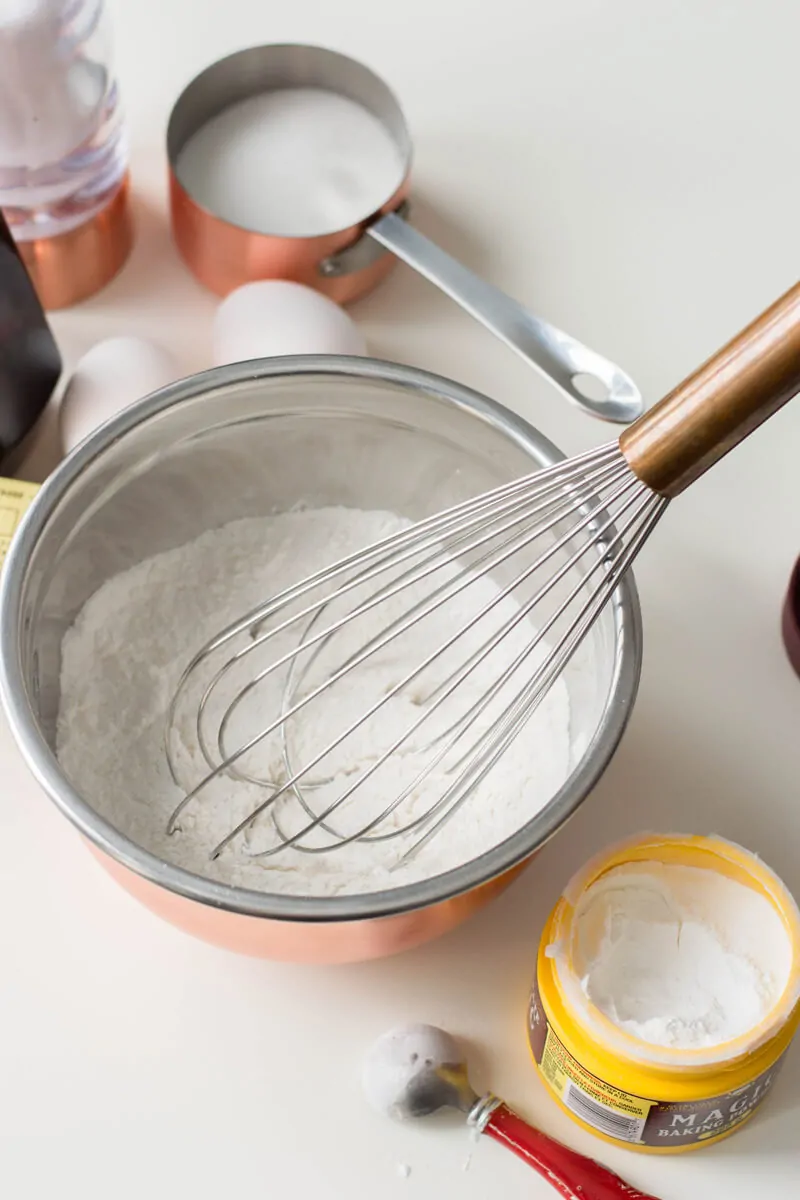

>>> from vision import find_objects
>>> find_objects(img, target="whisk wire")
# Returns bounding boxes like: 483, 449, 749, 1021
246, 483, 664, 861
167, 449, 630, 834
395, 493, 667, 863
214, 453, 630, 773
207, 467, 653, 859
166, 444, 619, 780
267, 457, 635, 836
163, 443, 664, 864
285, 484, 664, 851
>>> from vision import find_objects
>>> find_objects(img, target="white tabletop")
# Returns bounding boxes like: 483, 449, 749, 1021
3, 1, 800, 1196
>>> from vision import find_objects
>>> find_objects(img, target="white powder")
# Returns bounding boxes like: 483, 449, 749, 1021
175, 88, 406, 237
362, 1024, 461, 1119
572, 862, 792, 1049
56, 507, 571, 897
0, 0, 108, 170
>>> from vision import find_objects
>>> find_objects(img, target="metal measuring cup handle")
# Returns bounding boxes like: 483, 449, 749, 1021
366, 210, 642, 424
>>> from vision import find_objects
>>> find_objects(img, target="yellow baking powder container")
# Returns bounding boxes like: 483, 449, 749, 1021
0, 479, 39, 572
529, 833, 800, 1153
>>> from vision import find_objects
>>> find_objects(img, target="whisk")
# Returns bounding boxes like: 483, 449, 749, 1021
165, 280, 800, 864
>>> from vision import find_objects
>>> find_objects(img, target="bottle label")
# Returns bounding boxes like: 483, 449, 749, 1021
528, 977, 785, 1147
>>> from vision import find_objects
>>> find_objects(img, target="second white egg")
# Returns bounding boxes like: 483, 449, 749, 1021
212, 280, 367, 365
59, 336, 180, 455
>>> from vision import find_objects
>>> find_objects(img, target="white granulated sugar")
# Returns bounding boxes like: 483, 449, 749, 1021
57, 507, 571, 897
175, 88, 406, 237
572, 862, 792, 1049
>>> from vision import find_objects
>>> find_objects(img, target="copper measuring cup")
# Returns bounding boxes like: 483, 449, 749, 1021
167, 44, 641, 424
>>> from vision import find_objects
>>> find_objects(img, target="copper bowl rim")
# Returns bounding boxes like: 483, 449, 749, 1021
0, 357, 643, 923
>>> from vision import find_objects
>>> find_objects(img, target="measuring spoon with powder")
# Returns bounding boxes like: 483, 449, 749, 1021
167, 44, 641, 424
364, 1024, 662, 1198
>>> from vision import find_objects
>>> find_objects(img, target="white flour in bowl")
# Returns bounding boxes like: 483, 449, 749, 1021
56, 506, 572, 896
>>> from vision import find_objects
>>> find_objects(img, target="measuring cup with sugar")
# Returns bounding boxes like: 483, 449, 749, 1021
167, 44, 640, 424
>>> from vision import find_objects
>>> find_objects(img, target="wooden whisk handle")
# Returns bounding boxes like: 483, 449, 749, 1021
620, 280, 800, 497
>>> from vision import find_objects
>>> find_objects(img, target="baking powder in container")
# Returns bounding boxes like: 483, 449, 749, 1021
529, 834, 800, 1152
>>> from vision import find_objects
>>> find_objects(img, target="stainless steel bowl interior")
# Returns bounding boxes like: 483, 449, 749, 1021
0, 358, 641, 921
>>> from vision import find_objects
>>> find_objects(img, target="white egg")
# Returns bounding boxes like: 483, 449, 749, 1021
212, 280, 367, 366
59, 336, 180, 454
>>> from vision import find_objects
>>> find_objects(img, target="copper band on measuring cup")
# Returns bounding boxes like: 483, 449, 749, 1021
166, 44, 412, 302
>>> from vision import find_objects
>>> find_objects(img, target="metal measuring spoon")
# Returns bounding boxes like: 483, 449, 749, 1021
363, 1024, 662, 1199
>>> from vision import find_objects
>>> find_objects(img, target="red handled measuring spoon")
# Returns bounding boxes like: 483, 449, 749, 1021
363, 1025, 661, 1199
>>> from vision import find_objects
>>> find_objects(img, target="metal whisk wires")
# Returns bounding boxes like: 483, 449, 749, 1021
164, 442, 666, 863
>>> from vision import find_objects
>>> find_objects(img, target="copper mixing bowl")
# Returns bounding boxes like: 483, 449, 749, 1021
0, 359, 641, 962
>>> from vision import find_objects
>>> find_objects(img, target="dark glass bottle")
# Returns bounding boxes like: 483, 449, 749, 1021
0, 208, 61, 465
